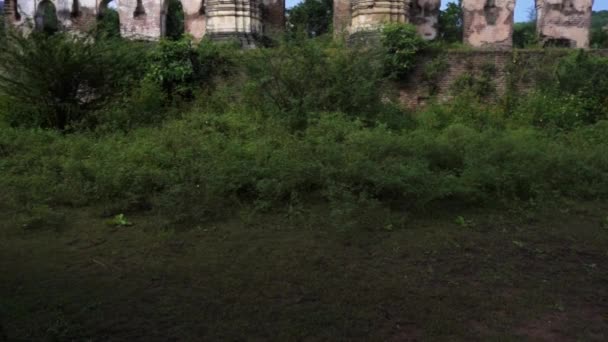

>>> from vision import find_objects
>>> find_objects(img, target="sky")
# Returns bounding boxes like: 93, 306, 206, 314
285, 0, 608, 23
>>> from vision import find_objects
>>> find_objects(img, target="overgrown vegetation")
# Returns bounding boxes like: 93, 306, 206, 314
0, 32, 148, 130
1, 27, 608, 227
381, 23, 426, 79
590, 10, 608, 48
437, 0, 463, 44
287, 0, 333, 38
2, 13, 608, 342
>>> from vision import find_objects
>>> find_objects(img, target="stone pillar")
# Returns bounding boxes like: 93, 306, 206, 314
536, 0, 593, 48
463, 0, 515, 49
205, 0, 263, 47
118, 0, 163, 40
350, 0, 409, 34
333, 0, 351, 37
409, 0, 441, 40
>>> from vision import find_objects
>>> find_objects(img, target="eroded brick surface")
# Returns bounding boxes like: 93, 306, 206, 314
463, 0, 515, 49
536, 0, 593, 48
410, 0, 441, 40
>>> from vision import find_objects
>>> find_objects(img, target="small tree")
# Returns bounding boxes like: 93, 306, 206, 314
287, 0, 333, 37
165, 0, 185, 40
438, 0, 463, 44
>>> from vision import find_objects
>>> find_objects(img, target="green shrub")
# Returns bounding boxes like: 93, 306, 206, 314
241, 37, 390, 129
95, 8, 121, 39
2, 107, 608, 224
146, 37, 198, 99
286, 0, 333, 38
146, 37, 239, 100
381, 23, 426, 79
0, 32, 148, 131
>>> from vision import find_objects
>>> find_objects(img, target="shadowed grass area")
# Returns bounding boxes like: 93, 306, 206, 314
1, 203, 607, 341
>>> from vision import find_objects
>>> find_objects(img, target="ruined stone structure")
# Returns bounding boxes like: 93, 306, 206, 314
334, 0, 594, 49
410, 0, 441, 40
334, 0, 440, 40
2, 0, 595, 49
350, 0, 409, 34
536, 0, 593, 48
462, 0, 516, 49
4, 0, 284, 43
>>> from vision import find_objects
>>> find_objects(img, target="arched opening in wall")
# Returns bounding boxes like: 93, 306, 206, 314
35, 0, 59, 34
512, 0, 537, 48
162, 0, 185, 40
71, 0, 80, 18
97, 0, 120, 38
133, 0, 146, 18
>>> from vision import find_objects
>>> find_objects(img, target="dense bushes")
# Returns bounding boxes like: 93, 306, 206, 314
2, 105, 608, 224
2, 33, 608, 227
509, 51, 608, 130
0, 32, 148, 130
240, 37, 391, 129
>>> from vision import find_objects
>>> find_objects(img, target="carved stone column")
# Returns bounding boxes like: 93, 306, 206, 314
205, 0, 263, 46
350, 0, 409, 33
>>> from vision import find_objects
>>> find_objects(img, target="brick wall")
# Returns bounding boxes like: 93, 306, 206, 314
398, 49, 608, 109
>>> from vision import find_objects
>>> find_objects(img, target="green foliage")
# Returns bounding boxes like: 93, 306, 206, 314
438, 0, 463, 44
106, 213, 133, 227
512, 22, 537, 48
381, 23, 426, 80
421, 55, 449, 95
590, 10, 608, 48
3, 101, 608, 224
0, 32, 148, 130
95, 8, 121, 39
507, 51, 608, 130
146, 37, 238, 100
35, 0, 59, 35
451, 63, 496, 98
147, 37, 197, 98
2, 34, 608, 227
241, 37, 389, 129
287, 0, 333, 37
165, 0, 185, 40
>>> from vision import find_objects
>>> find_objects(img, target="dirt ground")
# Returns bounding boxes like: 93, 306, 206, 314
1, 202, 607, 341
